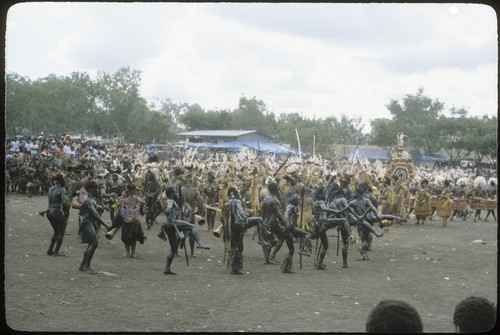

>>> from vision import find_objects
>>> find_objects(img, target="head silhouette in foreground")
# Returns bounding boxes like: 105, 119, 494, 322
453, 296, 496, 333
366, 299, 423, 333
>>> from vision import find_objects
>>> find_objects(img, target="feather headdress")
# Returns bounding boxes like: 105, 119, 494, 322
457, 177, 469, 187
435, 175, 446, 186
474, 176, 487, 188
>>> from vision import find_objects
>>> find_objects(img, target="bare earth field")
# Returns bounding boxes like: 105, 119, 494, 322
3, 193, 498, 333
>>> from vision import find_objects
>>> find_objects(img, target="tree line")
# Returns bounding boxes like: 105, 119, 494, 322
370, 87, 496, 165
5, 67, 497, 164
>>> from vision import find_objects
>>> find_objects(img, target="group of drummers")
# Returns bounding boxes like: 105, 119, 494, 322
403, 176, 497, 222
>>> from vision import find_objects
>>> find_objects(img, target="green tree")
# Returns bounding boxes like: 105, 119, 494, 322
436, 115, 466, 164
7, 72, 98, 136
153, 98, 189, 124
462, 116, 497, 164
311, 116, 340, 156
150, 98, 188, 141
128, 105, 171, 143
276, 112, 305, 150
180, 103, 210, 130
449, 106, 469, 118
5, 73, 33, 136
94, 66, 145, 138
386, 87, 444, 155
338, 115, 364, 156
369, 118, 393, 148
232, 95, 274, 134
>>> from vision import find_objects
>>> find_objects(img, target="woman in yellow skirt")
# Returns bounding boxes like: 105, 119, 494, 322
437, 180, 453, 227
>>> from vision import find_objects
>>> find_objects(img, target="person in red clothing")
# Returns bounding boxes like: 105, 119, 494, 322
56, 145, 65, 158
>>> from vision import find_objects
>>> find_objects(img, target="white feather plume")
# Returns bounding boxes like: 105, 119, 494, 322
474, 176, 487, 188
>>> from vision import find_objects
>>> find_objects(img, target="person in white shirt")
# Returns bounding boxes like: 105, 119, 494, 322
63, 142, 75, 157
29, 140, 39, 156
10, 137, 20, 150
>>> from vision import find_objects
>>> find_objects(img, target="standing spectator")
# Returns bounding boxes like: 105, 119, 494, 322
453, 296, 496, 333
366, 299, 423, 333
42, 145, 52, 156
72, 142, 80, 157
29, 138, 39, 156
79, 143, 88, 157
56, 145, 65, 158
49, 140, 58, 155
10, 137, 20, 151
63, 142, 75, 157
93, 149, 101, 160
20, 137, 27, 151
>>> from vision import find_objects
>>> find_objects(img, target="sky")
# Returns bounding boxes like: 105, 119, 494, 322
4, 2, 498, 132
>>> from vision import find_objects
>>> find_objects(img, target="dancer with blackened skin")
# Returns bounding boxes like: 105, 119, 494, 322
262, 182, 288, 265
203, 170, 220, 231
104, 173, 126, 223
41, 173, 70, 256
224, 186, 270, 274
311, 183, 351, 270
348, 183, 388, 260
279, 193, 312, 273
79, 180, 111, 273
158, 186, 210, 275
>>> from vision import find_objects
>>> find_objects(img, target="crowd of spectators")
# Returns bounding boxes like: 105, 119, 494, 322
5, 133, 496, 184
6, 133, 110, 160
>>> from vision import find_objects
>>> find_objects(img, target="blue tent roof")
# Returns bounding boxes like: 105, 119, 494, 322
187, 141, 294, 154
144, 143, 170, 148
242, 141, 295, 154
343, 148, 390, 161
420, 153, 449, 163
187, 141, 240, 151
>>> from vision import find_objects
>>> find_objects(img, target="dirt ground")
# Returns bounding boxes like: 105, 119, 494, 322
3, 193, 498, 333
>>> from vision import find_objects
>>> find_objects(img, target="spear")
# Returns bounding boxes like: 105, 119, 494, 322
299, 187, 305, 270
313, 134, 316, 157
176, 182, 190, 266
272, 156, 289, 178
295, 128, 302, 160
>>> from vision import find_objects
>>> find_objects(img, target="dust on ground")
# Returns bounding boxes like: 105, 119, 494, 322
4, 193, 497, 332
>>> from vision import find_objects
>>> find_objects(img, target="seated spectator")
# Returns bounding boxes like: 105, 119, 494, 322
453, 296, 496, 333
366, 299, 423, 333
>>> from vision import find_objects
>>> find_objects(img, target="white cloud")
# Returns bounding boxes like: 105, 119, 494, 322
5, 2, 498, 132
